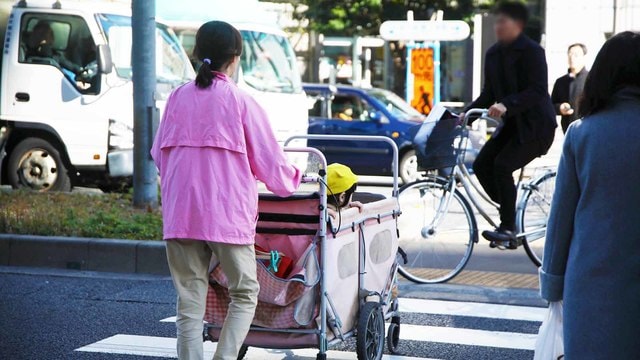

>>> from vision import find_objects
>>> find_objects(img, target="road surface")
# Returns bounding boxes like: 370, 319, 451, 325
0, 267, 545, 360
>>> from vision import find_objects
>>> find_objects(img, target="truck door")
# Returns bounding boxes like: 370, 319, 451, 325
5, 12, 109, 170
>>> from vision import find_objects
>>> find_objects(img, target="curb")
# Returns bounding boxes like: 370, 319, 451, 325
0, 234, 169, 275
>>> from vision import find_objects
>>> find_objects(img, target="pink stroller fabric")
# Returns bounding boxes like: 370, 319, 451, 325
205, 195, 321, 329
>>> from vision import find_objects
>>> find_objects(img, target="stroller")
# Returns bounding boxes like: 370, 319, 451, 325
203, 135, 402, 360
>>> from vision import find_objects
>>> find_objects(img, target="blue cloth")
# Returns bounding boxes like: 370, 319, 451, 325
540, 86, 640, 359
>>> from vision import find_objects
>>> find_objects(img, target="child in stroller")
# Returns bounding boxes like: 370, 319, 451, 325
326, 163, 387, 218
325, 163, 398, 300
326, 163, 363, 217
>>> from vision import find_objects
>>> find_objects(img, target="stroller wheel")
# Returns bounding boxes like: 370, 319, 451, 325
386, 322, 401, 354
237, 344, 249, 360
356, 302, 385, 360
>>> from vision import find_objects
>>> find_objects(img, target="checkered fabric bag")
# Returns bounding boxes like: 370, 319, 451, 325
204, 280, 319, 329
204, 245, 320, 329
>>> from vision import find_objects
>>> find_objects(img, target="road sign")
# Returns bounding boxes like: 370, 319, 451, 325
380, 20, 470, 41
410, 48, 435, 115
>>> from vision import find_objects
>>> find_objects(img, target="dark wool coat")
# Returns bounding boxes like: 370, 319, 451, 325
466, 33, 557, 149
541, 86, 640, 359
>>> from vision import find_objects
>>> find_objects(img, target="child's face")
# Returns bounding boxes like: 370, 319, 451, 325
338, 192, 352, 208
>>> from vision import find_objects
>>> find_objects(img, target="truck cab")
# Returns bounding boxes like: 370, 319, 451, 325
0, 0, 193, 191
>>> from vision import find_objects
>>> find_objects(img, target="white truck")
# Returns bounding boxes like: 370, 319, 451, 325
0, 0, 194, 191
156, 0, 309, 166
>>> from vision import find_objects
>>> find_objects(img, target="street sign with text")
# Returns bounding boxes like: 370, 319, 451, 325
380, 20, 471, 41
410, 48, 435, 115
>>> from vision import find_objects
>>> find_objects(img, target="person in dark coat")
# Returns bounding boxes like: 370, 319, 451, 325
540, 31, 640, 359
551, 43, 589, 132
462, 1, 557, 248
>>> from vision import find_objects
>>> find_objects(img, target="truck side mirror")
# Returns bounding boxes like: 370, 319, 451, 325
97, 44, 113, 74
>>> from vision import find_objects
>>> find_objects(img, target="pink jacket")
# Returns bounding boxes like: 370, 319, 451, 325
151, 73, 301, 244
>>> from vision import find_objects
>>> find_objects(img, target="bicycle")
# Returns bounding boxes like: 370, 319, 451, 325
397, 108, 556, 284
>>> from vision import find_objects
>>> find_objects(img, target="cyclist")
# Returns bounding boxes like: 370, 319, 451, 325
460, 1, 556, 249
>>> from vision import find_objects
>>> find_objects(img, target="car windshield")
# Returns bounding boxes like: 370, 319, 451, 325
367, 89, 425, 121
240, 31, 302, 94
97, 14, 193, 85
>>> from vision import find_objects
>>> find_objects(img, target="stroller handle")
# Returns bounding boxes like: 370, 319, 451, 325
284, 135, 400, 197
462, 108, 502, 128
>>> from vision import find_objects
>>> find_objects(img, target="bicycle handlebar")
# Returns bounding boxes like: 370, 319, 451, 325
461, 108, 501, 128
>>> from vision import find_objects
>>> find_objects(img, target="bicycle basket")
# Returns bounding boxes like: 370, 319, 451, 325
413, 107, 464, 171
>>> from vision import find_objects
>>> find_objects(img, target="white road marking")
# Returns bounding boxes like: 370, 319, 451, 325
397, 298, 546, 322
397, 323, 536, 350
82, 298, 543, 358
75, 334, 437, 359
160, 297, 546, 324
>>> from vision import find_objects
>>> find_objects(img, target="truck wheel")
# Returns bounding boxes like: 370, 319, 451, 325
7, 137, 71, 192
400, 150, 424, 184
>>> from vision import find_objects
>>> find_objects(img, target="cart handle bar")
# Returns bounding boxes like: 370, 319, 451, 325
285, 135, 399, 197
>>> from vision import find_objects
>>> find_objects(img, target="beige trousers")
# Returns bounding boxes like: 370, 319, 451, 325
166, 239, 259, 360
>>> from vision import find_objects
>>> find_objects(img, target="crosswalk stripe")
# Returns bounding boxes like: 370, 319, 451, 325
75, 334, 437, 359
77, 320, 535, 358
397, 298, 546, 322
397, 323, 536, 350
160, 297, 546, 324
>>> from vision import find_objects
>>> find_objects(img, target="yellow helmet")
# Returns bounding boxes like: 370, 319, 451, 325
326, 163, 358, 194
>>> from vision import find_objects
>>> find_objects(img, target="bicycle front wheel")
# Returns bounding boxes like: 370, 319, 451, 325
518, 171, 557, 267
397, 179, 477, 284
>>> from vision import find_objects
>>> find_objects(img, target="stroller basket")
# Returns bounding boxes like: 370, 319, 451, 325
205, 193, 321, 330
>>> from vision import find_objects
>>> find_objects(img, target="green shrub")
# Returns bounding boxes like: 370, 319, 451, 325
0, 190, 162, 240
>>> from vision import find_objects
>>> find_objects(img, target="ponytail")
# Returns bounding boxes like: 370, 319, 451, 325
193, 21, 243, 89
195, 58, 214, 88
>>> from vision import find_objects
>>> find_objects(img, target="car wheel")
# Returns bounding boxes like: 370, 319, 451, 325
399, 150, 424, 184
7, 137, 72, 192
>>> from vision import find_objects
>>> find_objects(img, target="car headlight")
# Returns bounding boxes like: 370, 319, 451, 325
109, 119, 134, 150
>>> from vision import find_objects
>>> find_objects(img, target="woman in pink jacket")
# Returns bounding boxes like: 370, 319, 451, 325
151, 21, 301, 360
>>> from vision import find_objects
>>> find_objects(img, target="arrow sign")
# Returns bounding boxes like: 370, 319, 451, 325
380, 20, 471, 41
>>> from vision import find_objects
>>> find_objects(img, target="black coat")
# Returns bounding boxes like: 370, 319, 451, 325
551, 68, 588, 132
467, 34, 557, 149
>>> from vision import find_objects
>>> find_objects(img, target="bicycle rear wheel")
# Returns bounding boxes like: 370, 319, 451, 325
397, 179, 477, 284
518, 171, 557, 266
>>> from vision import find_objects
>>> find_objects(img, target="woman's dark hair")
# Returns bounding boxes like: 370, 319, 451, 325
193, 21, 243, 88
327, 183, 357, 208
578, 31, 640, 117
494, 1, 529, 25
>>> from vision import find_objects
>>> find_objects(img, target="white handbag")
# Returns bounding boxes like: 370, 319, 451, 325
533, 301, 565, 360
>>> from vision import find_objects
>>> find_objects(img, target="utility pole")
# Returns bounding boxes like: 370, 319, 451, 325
612, 0, 618, 35
131, 0, 158, 208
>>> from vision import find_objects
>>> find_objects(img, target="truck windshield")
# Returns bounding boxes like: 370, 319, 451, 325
97, 14, 193, 85
241, 31, 302, 94
367, 89, 425, 121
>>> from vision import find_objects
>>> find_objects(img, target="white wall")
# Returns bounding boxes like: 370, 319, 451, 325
545, 0, 640, 88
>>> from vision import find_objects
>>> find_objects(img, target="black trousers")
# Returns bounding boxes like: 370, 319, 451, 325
473, 129, 544, 230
